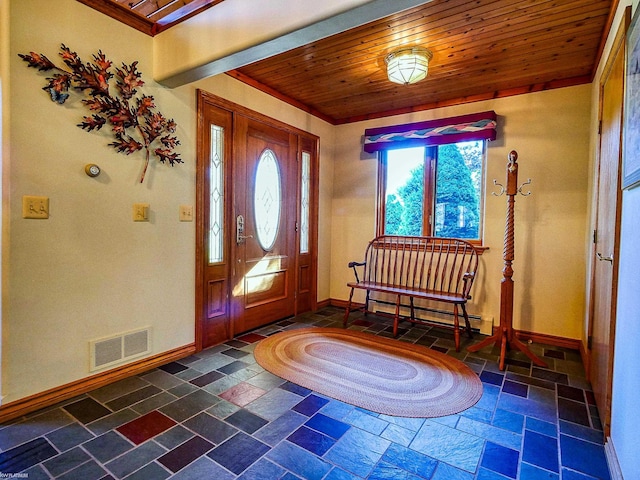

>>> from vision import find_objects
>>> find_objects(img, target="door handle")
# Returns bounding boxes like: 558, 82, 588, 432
596, 252, 614, 264
236, 214, 253, 244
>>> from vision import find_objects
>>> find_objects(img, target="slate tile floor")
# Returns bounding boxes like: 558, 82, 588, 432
0, 307, 611, 479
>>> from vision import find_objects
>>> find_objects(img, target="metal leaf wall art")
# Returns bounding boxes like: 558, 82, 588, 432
19, 44, 182, 183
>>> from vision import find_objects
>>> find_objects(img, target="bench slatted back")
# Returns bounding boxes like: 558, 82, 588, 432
363, 236, 478, 297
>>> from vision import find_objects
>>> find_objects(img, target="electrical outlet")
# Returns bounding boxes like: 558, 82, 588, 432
179, 205, 193, 222
23, 196, 49, 219
133, 203, 149, 222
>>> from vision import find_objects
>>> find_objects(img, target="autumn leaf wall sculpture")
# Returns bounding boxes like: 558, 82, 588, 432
19, 44, 182, 183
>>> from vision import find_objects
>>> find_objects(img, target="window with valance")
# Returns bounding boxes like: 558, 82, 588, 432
365, 111, 497, 243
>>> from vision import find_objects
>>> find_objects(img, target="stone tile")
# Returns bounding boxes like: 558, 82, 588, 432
225, 409, 268, 434
381, 442, 438, 478
0, 437, 58, 474
189, 370, 225, 388
130, 392, 179, 415
380, 422, 416, 446
457, 416, 522, 450
207, 432, 269, 475
123, 461, 171, 480
206, 399, 240, 419
522, 430, 559, 473
116, 410, 177, 445
183, 412, 238, 445
324, 426, 391, 477
170, 456, 235, 480
217, 360, 250, 375
154, 425, 194, 450
266, 440, 332, 480
1, 408, 76, 450
63, 398, 112, 425
158, 435, 214, 473
86, 408, 140, 436
253, 410, 308, 446
481, 441, 519, 478
158, 362, 189, 375
305, 413, 351, 440
287, 426, 336, 456
559, 434, 611, 479
141, 369, 186, 390
491, 409, 524, 434
237, 458, 286, 480
410, 420, 484, 473
292, 394, 329, 416
431, 462, 474, 480
343, 409, 388, 435
42, 446, 91, 477
105, 441, 166, 478
159, 390, 220, 422
83, 430, 133, 464
56, 460, 106, 480
90, 376, 152, 403
45, 422, 95, 452
244, 386, 303, 422
105, 385, 162, 411
219, 382, 267, 407
245, 371, 286, 390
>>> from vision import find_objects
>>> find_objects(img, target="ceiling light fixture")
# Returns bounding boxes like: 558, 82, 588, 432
385, 47, 433, 85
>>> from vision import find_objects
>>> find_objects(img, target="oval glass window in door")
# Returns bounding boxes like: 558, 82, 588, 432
254, 149, 281, 251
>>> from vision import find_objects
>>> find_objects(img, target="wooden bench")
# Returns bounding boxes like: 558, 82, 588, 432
343, 235, 479, 351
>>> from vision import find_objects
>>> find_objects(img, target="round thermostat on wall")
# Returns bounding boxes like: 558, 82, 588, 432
85, 164, 101, 177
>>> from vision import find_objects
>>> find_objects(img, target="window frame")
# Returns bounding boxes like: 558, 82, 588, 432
376, 141, 487, 247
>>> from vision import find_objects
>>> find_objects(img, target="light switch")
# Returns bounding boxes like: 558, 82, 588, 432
133, 203, 149, 222
23, 196, 49, 219
179, 205, 193, 222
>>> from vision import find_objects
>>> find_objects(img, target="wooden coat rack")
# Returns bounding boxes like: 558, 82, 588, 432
467, 151, 547, 370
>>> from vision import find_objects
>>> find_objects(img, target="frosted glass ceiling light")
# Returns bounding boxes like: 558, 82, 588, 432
385, 47, 433, 85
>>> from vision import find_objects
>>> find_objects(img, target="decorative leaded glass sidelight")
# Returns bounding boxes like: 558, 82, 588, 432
300, 151, 311, 254
209, 125, 224, 264
254, 149, 281, 251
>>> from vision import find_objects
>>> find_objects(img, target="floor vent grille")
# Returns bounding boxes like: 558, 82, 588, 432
90, 327, 151, 371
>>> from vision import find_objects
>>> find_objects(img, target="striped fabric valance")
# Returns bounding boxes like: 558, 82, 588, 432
363, 111, 497, 153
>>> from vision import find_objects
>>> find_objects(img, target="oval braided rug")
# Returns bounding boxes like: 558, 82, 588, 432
254, 327, 483, 418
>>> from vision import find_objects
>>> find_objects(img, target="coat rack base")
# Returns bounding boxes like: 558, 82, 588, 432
467, 326, 548, 371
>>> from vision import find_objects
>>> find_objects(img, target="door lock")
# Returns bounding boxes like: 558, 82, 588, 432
236, 214, 253, 244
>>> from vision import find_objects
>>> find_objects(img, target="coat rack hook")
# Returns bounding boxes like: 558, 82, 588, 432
492, 179, 505, 196
518, 178, 532, 196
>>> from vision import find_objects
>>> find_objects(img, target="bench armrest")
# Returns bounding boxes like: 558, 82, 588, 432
348, 261, 366, 283
462, 271, 476, 298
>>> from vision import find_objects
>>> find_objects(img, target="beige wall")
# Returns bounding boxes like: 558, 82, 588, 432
4, 0, 333, 404
331, 86, 592, 339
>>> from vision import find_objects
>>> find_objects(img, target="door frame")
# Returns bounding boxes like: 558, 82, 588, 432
586, 7, 630, 437
195, 90, 319, 350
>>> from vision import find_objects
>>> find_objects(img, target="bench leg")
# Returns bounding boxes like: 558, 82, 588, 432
409, 297, 415, 322
364, 291, 370, 316
461, 303, 473, 339
453, 304, 460, 352
393, 295, 401, 337
343, 287, 355, 327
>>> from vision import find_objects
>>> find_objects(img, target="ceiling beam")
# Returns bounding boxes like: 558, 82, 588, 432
156, 0, 434, 88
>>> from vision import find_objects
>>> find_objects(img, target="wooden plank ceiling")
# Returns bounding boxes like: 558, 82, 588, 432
80, 0, 615, 125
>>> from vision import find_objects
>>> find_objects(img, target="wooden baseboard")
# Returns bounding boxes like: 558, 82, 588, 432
514, 330, 582, 350
329, 298, 584, 352
605, 437, 623, 480
316, 298, 332, 309
0, 343, 196, 424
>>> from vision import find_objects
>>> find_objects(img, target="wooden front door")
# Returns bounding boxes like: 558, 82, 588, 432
196, 91, 319, 350
588, 9, 629, 437
231, 115, 297, 333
